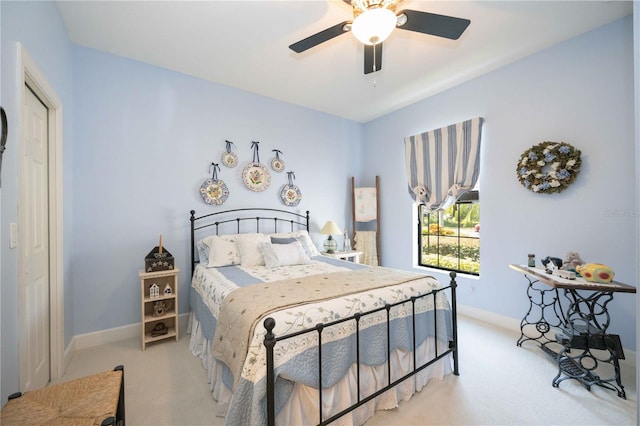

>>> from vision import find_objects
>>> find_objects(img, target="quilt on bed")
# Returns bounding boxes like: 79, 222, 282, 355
190, 257, 452, 425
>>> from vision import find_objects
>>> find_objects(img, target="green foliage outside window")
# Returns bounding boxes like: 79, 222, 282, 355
419, 202, 480, 275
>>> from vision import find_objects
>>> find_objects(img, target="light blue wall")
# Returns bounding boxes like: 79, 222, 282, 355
71, 47, 363, 335
0, 0, 75, 403
363, 16, 636, 349
0, 0, 636, 404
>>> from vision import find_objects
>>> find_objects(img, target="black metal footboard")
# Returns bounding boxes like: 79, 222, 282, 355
263, 271, 458, 426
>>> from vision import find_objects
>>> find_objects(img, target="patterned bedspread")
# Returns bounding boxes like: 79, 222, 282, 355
190, 257, 452, 425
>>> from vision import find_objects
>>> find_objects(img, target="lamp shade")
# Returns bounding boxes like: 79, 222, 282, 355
352, 7, 397, 45
320, 220, 342, 235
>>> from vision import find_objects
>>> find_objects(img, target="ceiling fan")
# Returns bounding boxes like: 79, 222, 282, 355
289, 0, 471, 74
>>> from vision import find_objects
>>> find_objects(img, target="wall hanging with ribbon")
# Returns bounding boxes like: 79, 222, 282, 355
270, 149, 285, 172
221, 140, 238, 168
200, 163, 229, 205
242, 141, 271, 192
280, 171, 302, 206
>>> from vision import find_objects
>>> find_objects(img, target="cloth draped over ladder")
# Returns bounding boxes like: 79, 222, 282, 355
404, 117, 483, 210
354, 231, 378, 266
354, 187, 377, 222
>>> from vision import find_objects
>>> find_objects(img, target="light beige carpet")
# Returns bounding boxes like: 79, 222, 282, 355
55, 315, 636, 425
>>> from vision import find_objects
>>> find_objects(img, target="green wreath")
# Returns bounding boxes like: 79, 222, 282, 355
516, 141, 581, 194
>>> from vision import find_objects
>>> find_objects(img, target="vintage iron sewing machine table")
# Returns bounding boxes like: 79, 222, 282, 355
509, 264, 636, 398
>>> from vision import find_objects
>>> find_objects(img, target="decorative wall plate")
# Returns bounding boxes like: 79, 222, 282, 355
280, 184, 302, 206
221, 152, 238, 168
221, 140, 238, 168
242, 141, 271, 191
242, 162, 271, 192
271, 157, 285, 172
280, 171, 302, 206
270, 149, 285, 172
200, 163, 229, 205
200, 178, 229, 205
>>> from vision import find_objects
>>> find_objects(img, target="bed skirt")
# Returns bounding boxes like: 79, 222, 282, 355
188, 313, 453, 426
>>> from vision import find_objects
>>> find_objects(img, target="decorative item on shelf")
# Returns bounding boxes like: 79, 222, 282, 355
152, 300, 168, 317
242, 141, 271, 192
151, 322, 168, 337
576, 263, 615, 283
270, 149, 285, 172
221, 140, 238, 168
557, 270, 576, 280
320, 220, 341, 254
0, 107, 7, 187
516, 141, 581, 194
149, 283, 160, 299
145, 234, 175, 272
541, 256, 562, 274
343, 228, 351, 251
527, 254, 535, 267
279, 171, 302, 206
561, 251, 584, 272
163, 283, 173, 295
200, 163, 229, 205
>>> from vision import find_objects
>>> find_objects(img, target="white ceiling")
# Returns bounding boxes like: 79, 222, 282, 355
56, 0, 633, 123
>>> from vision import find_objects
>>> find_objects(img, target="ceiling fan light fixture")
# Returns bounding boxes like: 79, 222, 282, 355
352, 7, 396, 45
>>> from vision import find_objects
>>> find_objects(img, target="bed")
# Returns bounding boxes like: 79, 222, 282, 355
188, 208, 459, 426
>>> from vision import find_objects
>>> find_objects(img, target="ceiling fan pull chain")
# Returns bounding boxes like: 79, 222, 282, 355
373, 43, 378, 87
373, 42, 377, 72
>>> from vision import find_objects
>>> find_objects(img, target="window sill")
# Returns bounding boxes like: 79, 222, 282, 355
412, 263, 480, 280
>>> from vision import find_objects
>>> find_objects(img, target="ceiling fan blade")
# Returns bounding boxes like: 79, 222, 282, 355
364, 43, 383, 75
397, 9, 470, 40
289, 21, 351, 53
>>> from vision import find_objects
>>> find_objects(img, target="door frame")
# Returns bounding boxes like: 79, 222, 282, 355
17, 44, 64, 386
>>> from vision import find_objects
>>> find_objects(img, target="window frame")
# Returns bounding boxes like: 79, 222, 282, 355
417, 191, 480, 276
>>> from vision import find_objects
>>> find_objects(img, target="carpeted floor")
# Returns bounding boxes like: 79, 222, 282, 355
56, 315, 636, 425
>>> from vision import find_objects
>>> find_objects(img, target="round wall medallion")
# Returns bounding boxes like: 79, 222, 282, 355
221, 152, 238, 168
242, 162, 271, 192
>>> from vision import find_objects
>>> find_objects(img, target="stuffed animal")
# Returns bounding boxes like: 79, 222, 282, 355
561, 251, 584, 271
576, 263, 615, 283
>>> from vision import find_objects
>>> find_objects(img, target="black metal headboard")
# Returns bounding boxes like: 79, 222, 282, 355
190, 208, 310, 277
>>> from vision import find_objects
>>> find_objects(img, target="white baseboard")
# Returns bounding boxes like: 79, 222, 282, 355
64, 312, 191, 356
458, 303, 636, 369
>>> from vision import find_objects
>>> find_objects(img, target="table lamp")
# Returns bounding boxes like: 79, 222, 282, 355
320, 220, 341, 254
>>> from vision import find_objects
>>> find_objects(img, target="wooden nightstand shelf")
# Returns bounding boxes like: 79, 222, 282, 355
139, 268, 179, 350
322, 250, 362, 263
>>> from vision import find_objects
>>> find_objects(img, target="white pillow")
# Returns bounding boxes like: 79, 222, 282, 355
260, 241, 310, 268
198, 234, 237, 264
269, 230, 320, 257
236, 233, 268, 267
207, 236, 241, 267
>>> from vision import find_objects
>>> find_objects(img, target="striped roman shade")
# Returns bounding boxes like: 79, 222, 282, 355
405, 117, 483, 210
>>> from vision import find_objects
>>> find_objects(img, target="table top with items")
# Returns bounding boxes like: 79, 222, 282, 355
509, 264, 636, 293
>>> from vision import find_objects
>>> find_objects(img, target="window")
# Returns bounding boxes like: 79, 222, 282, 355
418, 191, 480, 275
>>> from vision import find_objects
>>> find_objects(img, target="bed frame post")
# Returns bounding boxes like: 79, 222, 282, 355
263, 317, 277, 426
190, 210, 196, 278
449, 271, 459, 375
